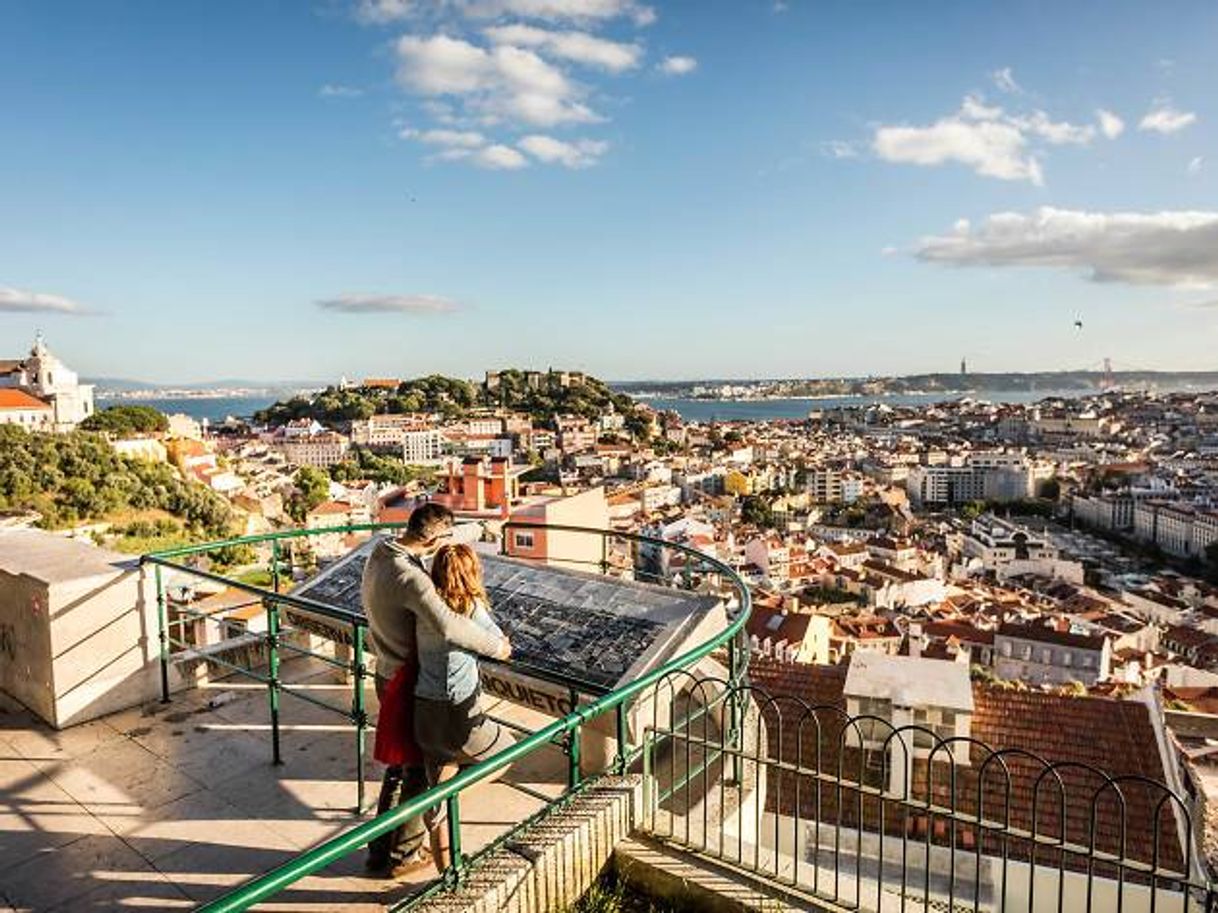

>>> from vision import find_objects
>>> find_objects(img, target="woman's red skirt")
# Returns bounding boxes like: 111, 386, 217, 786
373, 656, 422, 767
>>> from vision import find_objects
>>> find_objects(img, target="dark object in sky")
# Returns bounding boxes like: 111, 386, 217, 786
1074, 320, 1083, 329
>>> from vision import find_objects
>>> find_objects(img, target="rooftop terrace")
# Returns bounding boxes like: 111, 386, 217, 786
0, 655, 565, 910
3, 521, 1216, 913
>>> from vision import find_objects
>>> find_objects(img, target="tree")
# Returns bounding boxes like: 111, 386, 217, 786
1037, 478, 1061, 501
1206, 542, 1218, 585
960, 500, 987, 521
623, 410, 653, 442
287, 466, 331, 522
81, 405, 168, 436
0, 425, 238, 541
740, 495, 774, 529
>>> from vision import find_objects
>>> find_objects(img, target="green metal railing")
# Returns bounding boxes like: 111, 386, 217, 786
143, 521, 751, 912
143, 523, 417, 813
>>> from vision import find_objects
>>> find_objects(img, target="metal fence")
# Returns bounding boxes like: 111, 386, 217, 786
641, 675, 1217, 913
143, 525, 393, 813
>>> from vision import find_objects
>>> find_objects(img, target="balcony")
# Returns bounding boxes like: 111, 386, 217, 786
0, 522, 1213, 912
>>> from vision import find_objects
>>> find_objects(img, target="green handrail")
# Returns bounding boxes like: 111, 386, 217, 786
146, 522, 750, 913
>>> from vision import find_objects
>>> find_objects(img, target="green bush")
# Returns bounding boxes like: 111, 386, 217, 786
81, 405, 169, 436
0, 425, 236, 538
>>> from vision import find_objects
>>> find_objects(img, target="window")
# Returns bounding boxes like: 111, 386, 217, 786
1062, 652, 1072, 667
855, 697, 892, 718
1041, 648, 1052, 664
513, 530, 535, 550
1000, 641, 1012, 657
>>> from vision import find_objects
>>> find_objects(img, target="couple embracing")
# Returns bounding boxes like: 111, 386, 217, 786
361, 503, 514, 877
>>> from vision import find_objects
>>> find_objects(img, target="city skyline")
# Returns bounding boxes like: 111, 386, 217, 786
2, 1, 1216, 383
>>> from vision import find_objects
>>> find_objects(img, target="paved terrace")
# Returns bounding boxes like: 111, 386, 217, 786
0, 657, 566, 911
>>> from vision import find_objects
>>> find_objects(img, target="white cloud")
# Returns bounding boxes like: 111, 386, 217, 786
402, 127, 487, 147
395, 35, 600, 126
472, 144, 529, 169
658, 55, 697, 76
319, 83, 364, 99
1019, 110, 1094, 145
871, 94, 1104, 184
873, 99, 1042, 185
991, 67, 1022, 94
354, 0, 416, 23
1188, 156, 1204, 175
395, 34, 495, 94
518, 134, 608, 167
372, 2, 661, 170
1096, 108, 1124, 139
483, 24, 641, 72
1139, 103, 1197, 134
914, 207, 1218, 288
820, 140, 860, 160
0, 286, 89, 315
461, 0, 655, 26
317, 293, 460, 314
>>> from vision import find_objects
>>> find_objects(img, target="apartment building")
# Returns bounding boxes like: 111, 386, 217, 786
806, 467, 864, 504
504, 487, 610, 571
905, 451, 1033, 506
1135, 501, 1218, 558
993, 620, 1111, 686
746, 604, 831, 664
350, 413, 430, 449
401, 428, 450, 465
1071, 493, 1137, 532
276, 431, 350, 468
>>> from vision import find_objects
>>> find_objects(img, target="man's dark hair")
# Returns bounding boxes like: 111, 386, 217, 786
407, 503, 454, 541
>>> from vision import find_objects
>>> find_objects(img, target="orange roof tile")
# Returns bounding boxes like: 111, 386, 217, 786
0, 389, 51, 411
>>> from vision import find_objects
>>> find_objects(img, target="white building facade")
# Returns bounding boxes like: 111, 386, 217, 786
0, 334, 95, 431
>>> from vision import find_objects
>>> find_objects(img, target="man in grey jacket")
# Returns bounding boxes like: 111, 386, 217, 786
363, 503, 510, 875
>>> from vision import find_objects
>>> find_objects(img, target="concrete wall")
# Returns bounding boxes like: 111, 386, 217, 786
0, 530, 161, 728
0, 571, 55, 723
46, 565, 160, 726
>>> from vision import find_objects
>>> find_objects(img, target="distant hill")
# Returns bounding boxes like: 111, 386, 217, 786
253, 369, 652, 436
613, 371, 1218, 397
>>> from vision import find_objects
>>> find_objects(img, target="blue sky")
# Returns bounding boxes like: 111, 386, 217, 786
1, 0, 1215, 383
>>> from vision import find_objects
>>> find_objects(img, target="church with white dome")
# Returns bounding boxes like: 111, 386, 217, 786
0, 334, 96, 432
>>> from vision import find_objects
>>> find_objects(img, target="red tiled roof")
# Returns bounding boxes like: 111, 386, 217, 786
923, 620, 995, 645
746, 607, 813, 643
309, 500, 353, 516
0, 389, 51, 411
746, 657, 1182, 871
997, 620, 1106, 651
